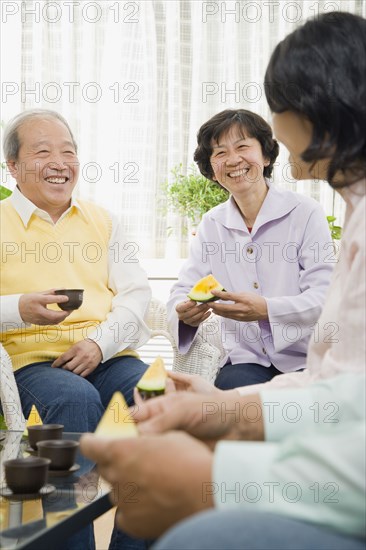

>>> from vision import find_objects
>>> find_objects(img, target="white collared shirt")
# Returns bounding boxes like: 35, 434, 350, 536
1, 188, 152, 360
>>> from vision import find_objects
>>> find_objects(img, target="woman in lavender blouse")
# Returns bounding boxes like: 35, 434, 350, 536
167, 109, 334, 390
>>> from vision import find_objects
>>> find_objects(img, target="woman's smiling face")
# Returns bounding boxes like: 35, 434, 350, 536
272, 111, 330, 181
210, 124, 269, 197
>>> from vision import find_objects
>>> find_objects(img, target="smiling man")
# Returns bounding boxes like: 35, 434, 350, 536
0, 109, 151, 429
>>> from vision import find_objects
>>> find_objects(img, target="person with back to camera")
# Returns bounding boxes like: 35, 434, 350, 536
81, 12, 366, 550
166, 108, 333, 390
0, 109, 152, 549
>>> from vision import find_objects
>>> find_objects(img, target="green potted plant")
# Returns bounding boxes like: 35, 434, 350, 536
162, 164, 229, 234
327, 215, 342, 241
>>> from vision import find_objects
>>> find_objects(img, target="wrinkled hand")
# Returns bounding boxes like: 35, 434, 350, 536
133, 371, 221, 406
52, 339, 102, 377
132, 391, 264, 444
167, 371, 222, 394
176, 299, 211, 327
19, 290, 71, 325
133, 376, 176, 406
210, 290, 268, 322
80, 431, 214, 538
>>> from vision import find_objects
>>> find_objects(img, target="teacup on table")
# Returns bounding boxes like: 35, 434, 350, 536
37, 440, 79, 471
55, 289, 84, 311
27, 424, 64, 451
4, 457, 51, 494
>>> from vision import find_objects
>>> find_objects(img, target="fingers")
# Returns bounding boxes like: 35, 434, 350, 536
80, 434, 111, 463
131, 395, 169, 423
165, 377, 176, 394
41, 294, 70, 306
168, 371, 195, 391
178, 305, 211, 326
43, 309, 71, 323
133, 387, 144, 406
209, 303, 235, 318
138, 401, 189, 434
210, 289, 235, 301
52, 351, 72, 368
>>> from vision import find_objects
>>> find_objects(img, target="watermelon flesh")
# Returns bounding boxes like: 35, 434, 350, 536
136, 356, 167, 400
188, 274, 225, 303
94, 392, 138, 439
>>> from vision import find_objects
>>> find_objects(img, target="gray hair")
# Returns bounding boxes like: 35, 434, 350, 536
3, 109, 78, 161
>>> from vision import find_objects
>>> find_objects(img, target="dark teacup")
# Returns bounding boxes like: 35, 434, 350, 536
4, 457, 51, 494
27, 424, 64, 451
37, 440, 79, 471
55, 289, 84, 311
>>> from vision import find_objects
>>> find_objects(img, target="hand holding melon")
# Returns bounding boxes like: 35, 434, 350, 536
187, 275, 225, 303
175, 275, 225, 327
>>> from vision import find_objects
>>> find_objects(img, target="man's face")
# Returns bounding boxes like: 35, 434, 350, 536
7, 117, 79, 214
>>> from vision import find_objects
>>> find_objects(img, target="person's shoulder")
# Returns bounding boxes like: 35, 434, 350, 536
77, 198, 109, 215
202, 198, 231, 221
77, 199, 114, 221
0, 197, 13, 210
276, 186, 324, 215
76, 199, 114, 237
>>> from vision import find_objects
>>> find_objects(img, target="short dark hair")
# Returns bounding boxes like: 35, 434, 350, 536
194, 109, 279, 181
264, 12, 366, 187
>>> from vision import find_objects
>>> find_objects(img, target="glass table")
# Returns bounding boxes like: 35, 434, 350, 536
0, 431, 112, 550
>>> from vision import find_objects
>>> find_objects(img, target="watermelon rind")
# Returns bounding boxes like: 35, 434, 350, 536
187, 274, 225, 303
136, 356, 167, 400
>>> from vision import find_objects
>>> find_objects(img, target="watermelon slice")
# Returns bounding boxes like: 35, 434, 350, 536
187, 274, 225, 303
136, 356, 167, 400
23, 404, 43, 436
94, 392, 138, 439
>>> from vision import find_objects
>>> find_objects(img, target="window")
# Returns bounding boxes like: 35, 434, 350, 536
2, 0, 362, 258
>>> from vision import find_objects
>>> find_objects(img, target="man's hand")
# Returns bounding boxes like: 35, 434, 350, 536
80, 431, 214, 538
210, 290, 268, 321
176, 300, 211, 327
52, 339, 102, 377
19, 290, 71, 325
132, 391, 264, 444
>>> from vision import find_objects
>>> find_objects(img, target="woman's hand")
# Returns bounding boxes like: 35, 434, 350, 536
210, 290, 268, 322
176, 300, 211, 327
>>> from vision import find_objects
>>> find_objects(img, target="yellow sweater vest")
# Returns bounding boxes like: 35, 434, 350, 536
1, 199, 136, 371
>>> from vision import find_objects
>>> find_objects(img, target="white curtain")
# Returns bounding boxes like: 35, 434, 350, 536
2, 0, 365, 257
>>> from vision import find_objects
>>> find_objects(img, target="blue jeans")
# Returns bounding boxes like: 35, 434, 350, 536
153, 509, 366, 550
14, 356, 148, 550
14, 355, 147, 431
215, 362, 283, 390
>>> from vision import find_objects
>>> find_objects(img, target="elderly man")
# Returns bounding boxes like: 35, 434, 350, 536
0, 109, 151, 432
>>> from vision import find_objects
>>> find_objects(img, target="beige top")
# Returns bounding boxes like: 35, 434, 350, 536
238, 179, 366, 395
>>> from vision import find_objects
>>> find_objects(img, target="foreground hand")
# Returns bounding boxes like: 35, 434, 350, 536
52, 340, 102, 377
19, 290, 71, 325
210, 290, 268, 321
133, 371, 223, 407
167, 371, 222, 394
133, 391, 264, 444
80, 431, 214, 538
176, 300, 211, 327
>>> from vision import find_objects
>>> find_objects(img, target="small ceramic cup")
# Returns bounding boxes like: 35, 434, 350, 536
37, 440, 79, 471
27, 424, 64, 451
4, 457, 51, 494
55, 289, 84, 311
